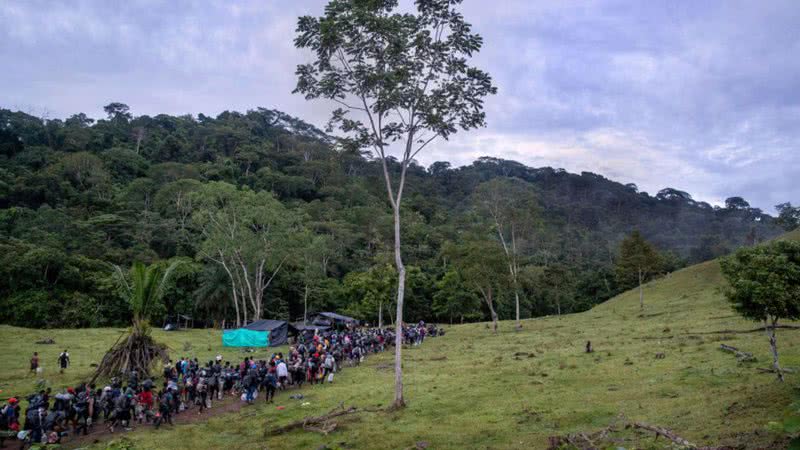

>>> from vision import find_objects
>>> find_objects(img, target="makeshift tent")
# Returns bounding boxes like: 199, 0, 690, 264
312, 312, 359, 327
244, 319, 295, 346
292, 322, 329, 339
292, 322, 330, 332
222, 328, 269, 347
222, 319, 295, 347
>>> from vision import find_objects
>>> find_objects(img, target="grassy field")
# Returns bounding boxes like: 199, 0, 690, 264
0, 327, 290, 402
2, 230, 799, 449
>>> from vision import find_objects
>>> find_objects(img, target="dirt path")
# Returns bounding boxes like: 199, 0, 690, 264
63, 394, 248, 449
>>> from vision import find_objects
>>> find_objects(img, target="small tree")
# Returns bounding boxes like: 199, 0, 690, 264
294, 0, 496, 408
93, 261, 179, 382
720, 240, 800, 382
615, 230, 662, 310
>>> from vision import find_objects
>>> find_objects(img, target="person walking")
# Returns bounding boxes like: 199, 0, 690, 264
58, 350, 70, 374
30, 352, 40, 376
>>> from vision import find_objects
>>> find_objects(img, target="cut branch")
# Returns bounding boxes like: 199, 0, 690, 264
264, 404, 382, 437
718, 344, 757, 362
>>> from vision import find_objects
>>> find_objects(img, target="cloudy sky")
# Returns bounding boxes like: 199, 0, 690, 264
1, 0, 798, 212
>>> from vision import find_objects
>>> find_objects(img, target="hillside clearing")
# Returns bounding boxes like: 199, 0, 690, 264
2, 242, 799, 449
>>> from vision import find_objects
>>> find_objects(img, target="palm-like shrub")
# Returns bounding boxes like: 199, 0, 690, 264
93, 261, 179, 381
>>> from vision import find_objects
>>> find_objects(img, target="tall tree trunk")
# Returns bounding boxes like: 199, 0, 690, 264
378, 300, 383, 328
766, 317, 784, 382
303, 284, 309, 325
219, 254, 241, 327
638, 267, 644, 310
514, 288, 521, 329
486, 287, 498, 334
232, 290, 240, 327
392, 204, 406, 408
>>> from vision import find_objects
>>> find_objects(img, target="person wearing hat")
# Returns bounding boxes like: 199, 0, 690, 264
0, 397, 20, 446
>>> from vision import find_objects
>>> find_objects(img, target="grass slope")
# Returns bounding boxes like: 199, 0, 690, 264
2, 232, 799, 449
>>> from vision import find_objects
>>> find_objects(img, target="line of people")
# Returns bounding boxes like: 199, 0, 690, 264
0, 323, 443, 447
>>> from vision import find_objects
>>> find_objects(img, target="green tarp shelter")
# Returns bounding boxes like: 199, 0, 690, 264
222, 328, 269, 347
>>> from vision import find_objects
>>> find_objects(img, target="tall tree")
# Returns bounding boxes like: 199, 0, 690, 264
431, 269, 481, 324
341, 264, 397, 327
473, 177, 538, 330
720, 240, 800, 381
192, 182, 295, 326
615, 231, 662, 310
724, 196, 750, 210
445, 240, 508, 333
776, 202, 800, 231
294, 0, 496, 408
297, 232, 336, 325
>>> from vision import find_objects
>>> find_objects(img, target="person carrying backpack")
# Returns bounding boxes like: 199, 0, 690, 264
30, 352, 40, 376
262, 370, 277, 403
154, 389, 173, 429
196, 376, 208, 414
58, 350, 70, 374
323, 353, 335, 383
0, 397, 19, 447
72, 386, 90, 435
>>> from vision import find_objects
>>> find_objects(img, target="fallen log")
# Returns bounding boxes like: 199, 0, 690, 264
718, 344, 756, 362
757, 367, 796, 374
630, 421, 694, 447
688, 325, 800, 335
264, 403, 382, 437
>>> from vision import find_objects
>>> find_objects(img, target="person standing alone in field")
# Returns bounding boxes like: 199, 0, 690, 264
58, 350, 70, 374
30, 352, 39, 375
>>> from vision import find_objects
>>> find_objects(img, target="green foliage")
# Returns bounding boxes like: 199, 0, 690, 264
3, 240, 798, 449
0, 104, 787, 328
720, 240, 800, 323
615, 230, 663, 290
294, 0, 497, 146
768, 400, 800, 449
341, 264, 397, 323
777, 202, 800, 232
432, 270, 481, 323
115, 260, 181, 328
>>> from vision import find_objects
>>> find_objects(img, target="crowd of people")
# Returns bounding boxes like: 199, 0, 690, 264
0, 322, 443, 447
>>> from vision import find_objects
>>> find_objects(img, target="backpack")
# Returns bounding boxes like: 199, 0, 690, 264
0, 406, 9, 428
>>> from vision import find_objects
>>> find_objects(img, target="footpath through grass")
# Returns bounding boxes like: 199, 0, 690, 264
2, 232, 799, 449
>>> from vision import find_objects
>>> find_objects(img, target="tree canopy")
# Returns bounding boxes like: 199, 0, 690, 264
0, 105, 786, 331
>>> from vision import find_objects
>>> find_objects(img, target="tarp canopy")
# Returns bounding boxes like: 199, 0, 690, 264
313, 312, 359, 325
292, 322, 330, 332
241, 319, 296, 346
222, 328, 269, 347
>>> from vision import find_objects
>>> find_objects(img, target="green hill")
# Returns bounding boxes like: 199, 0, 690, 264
0, 107, 787, 330
2, 233, 798, 449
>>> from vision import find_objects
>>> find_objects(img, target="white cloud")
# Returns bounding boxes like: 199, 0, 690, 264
0, 0, 797, 212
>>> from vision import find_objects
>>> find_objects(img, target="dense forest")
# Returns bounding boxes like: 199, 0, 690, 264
0, 105, 788, 328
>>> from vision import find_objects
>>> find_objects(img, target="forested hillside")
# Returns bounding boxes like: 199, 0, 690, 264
0, 105, 785, 328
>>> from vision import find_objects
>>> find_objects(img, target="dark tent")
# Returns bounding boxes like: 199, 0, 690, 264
292, 322, 330, 332
311, 312, 359, 328
292, 322, 330, 339
242, 319, 296, 346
